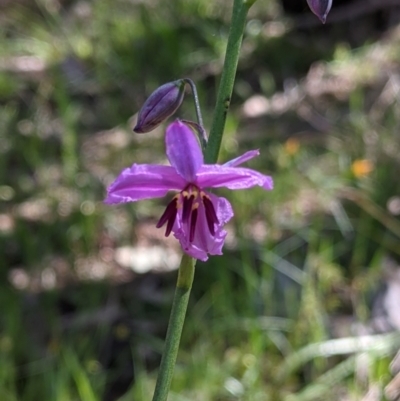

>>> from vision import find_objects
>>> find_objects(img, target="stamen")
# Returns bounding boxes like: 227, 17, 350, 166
189, 205, 198, 242
202, 195, 219, 235
165, 212, 176, 237
182, 194, 195, 223
156, 197, 178, 237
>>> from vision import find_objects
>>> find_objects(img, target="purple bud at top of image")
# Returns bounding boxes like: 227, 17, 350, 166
133, 80, 186, 133
307, 0, 332, 23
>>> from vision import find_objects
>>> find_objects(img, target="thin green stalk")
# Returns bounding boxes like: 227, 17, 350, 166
205, 0, 252, 164
151, 1, 252, 400
183, 78, 204, 129
183, 79, 207, 149
151, 254, 195, 401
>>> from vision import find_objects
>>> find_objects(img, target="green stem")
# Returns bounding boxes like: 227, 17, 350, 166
183, 78, 204, 129
205, 0, 251, 164
151, 254, 195, 401
151, 1, 252, 400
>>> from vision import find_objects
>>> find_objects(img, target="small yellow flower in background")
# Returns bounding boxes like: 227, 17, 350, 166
351, 159, 374, 177
284, 137, 300, 155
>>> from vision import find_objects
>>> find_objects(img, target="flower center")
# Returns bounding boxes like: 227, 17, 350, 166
156, 184, 219, 242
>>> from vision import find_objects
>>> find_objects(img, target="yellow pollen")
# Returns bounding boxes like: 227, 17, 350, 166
193, 202, 199, 210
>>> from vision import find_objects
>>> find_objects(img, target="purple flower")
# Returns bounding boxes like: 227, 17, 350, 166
105, 120, 273, 261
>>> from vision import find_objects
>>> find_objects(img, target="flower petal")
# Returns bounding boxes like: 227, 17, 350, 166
166, 120, 203, 182
196, 165, 274, 191
105, 164, 185, 204
173, 194, 233, 261
223, 150, 260, 167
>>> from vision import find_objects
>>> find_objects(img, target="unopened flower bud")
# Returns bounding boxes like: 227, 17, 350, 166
307, 0, 332, 24
133, 80, 186, 133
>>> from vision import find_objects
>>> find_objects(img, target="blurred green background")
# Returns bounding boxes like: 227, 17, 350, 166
1, 0, 400, 400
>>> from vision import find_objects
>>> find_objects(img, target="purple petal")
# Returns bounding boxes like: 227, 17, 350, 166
172, 194, 233, 261
105, 164, 185, 204
166, 120, 203, 182
215, 195, 234, 225
196, 165, 274, 191
223, 150, 260, 167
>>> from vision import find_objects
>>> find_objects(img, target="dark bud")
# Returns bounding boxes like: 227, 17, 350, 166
134, 80, 185, 133
307, 0, 332, 24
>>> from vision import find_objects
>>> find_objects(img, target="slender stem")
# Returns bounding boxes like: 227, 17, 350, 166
205, 0, 251, 164
151, 254, 195, 401
184, 78, 204, 129
151, 1, 252, 400
181, 119, 208, 150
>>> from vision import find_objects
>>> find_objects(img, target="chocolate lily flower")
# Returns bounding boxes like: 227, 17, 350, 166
105, 120, 273, 261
